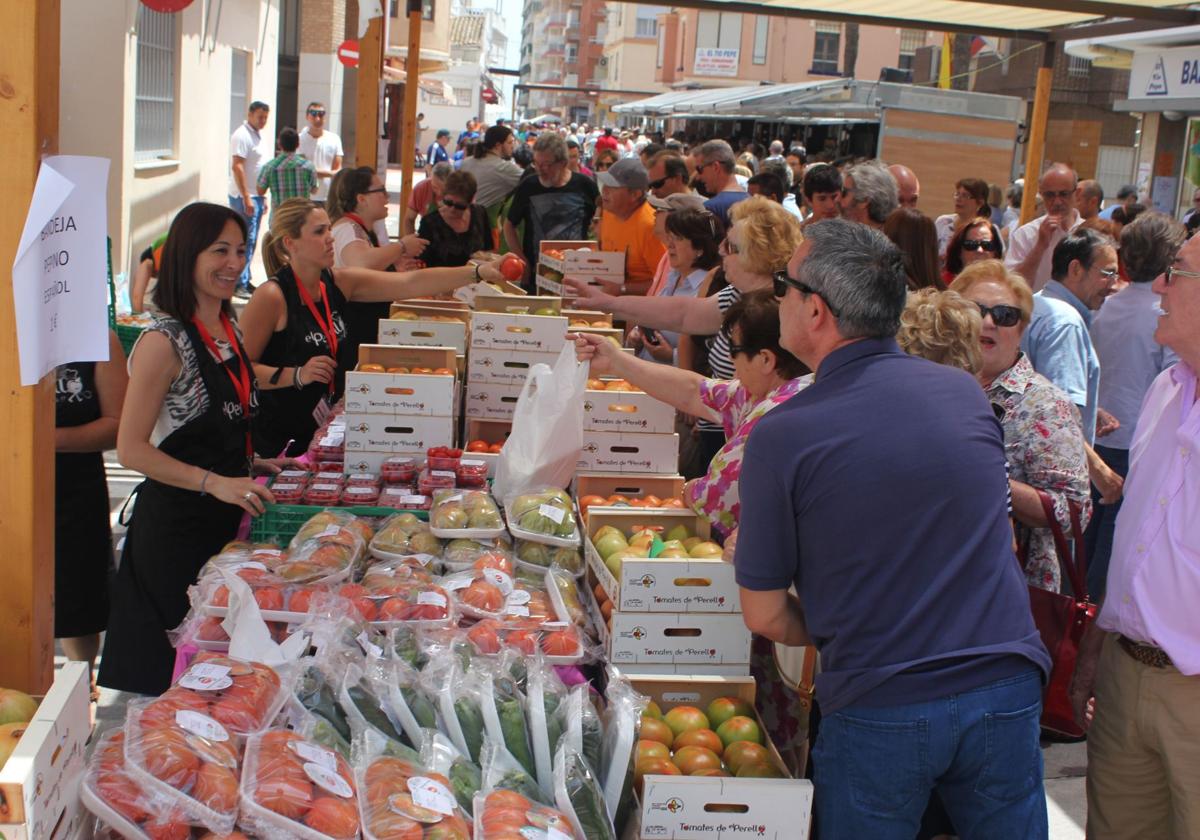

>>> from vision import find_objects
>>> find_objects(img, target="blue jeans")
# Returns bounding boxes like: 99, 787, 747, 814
812, 670, 1047, 840
1083, 444, 1128, 600
228, 194, 264, 287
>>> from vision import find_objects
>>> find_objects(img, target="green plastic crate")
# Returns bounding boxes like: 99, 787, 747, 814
115, 322, 144, 356
248, 502, 429, 546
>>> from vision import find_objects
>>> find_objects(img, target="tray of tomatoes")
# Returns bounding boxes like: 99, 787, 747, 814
358, 753, 473, 840
473, 789, 579, 840
160, 653, 289, 737
357, 561, 455, 630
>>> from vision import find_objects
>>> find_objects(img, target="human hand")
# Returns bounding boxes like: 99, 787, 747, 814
300, 355, 337, 386
1093, 461, 1125, 505
1069, 625, 1105, 731
722, 528, 738, 565
210, 474, 274, 516
569, 331, 619, 376
401, 234, 429, 258
241, 194, 255, 217
643, 331, 673, 361
625, 326, 642, 350
1096, 408, 1120, 438
564, 276, 615, 310
1035, 214, 1064, 249
475, 256, 506, 285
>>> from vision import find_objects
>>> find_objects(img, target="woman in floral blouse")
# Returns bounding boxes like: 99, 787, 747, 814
952, 260, 1092, 592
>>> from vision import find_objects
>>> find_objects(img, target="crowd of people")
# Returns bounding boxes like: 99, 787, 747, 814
58, 105, 1197, 839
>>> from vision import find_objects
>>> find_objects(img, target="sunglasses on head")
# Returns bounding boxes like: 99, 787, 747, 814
962, 238, 997, 252
772, 270, 841, 317
442, 198, 470, 210
976, 302, 1022, 327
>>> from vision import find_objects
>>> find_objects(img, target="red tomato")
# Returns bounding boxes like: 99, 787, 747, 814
541, 629, 580, 657
304, 795, 360, 839
499, 253, 525, 281
467, 439, 490, 452
255, 774, 313, 821
488, 442, 504, 454
192, 762, 239, 812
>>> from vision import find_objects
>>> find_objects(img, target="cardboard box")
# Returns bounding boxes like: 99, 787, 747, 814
344, 414, 454, 453
563, 309, 613, 327
574, 472, 685, 503
579, 431, 679, 474
631, 675, 813, 840
377, 318, 468, 353
0, 663, 90, 840
469, 311, 568, 353
344, 346, 458, 416
538, 240, 625, 281
473, 294, 561, 315
464, 382, 524, 420
605, 611, 750, 670
467, 348, 558, 386
583, 389, 676, 434
388, 303, 472, 322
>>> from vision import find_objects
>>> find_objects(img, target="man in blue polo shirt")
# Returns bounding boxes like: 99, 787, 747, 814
735, 219, 1051, 838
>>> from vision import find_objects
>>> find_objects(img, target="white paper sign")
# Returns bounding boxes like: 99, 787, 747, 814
694, 48, 740, 77
12, 156, 111, 386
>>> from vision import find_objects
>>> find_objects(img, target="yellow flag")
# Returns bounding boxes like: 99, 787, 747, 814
939, 33, 952, 89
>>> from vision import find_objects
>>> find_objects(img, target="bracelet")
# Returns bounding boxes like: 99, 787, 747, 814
473, 262, 482, 282
294, 367, 305, 390
199, 469, 212, 496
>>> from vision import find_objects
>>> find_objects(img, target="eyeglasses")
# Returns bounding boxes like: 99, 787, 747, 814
595, 162, 611, 171
719, 239, 740, 256
772, 270, 841, 317
1096, 267, 1120, 280
308, 110, 326, 117
362, 187, 388, 195
442, 198, 470, 210
728, 343, 753, 357
648, 177, 668, 190
975, 302, 1023, 328
961, 238, 997, 252
1165, 265, 1200, 285
1042, 189, 1074, 201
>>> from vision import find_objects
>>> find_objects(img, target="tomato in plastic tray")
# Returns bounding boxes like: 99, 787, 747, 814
359, 754, 473, 840
122, 698, 242, 834
465, 618, 584, 660
241, 730, 360, 840
278, 468, 311, 483
314, 471, 347, 487
418, 469, 457, 495
442, 569, 556, 624
271, 482, 305, 504
474, 788, 577, 840
308, 433, 345, 461
381, 455, 419, 485
425, 446, 462, 472
341, 485, 381, 506
360, 572, 451, 626
304, 483, 343, 506
162, 653, 284, 736
455, 459, 488, 488
380, 488, 429, 510
206, 580, 333, 617
346, 472, 381, 489
81, 729, 198, 840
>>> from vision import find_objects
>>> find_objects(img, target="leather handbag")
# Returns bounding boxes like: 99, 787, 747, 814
1021, 492, 1097, 739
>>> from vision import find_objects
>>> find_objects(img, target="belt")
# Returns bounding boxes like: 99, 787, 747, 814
1118, 634, 1174, 669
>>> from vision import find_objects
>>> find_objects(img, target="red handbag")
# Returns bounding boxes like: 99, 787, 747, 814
1021, 492, 1097, 739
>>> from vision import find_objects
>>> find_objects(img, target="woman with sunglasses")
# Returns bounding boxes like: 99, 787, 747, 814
240, 198, 505, 457
935, 177, 990, 258
418, 170, 494, 268
943, 217, 1004, 286
952, 260, 1090, 593
592, 147, 619, 174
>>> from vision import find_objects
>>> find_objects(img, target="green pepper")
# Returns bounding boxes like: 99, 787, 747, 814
454, 696, 485, 762
449, 756, 482, 815
400, 684, 438, 731
563, 749, 615, 840
348, 678, 405, 743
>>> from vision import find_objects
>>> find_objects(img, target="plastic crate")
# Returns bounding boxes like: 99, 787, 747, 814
248, 502, 429, 545
115, 323, 144, 356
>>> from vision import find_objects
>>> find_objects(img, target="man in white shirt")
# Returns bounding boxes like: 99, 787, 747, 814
228, 100, 271, 293
1005, 163, 1083, 292
298, 101, 343, 206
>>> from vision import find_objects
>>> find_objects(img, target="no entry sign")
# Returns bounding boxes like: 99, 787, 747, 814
141, 0, 196, 11
338, 40, 360, 69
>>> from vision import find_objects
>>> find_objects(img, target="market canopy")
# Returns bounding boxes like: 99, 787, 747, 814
611, 0, 1200, 40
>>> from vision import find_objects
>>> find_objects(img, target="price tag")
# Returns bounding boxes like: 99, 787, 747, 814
175, 710, 229, 742
303, 762, 353, 798
357, 631, 383, 658
504, 604, 530, 617
439, 492, 464, 504
178, 663, 232, 691
443, 577, 471, 592
399, 495, 428, 506
432, 470, 456, 479
417, 591, 448, 607
505, 590, 531, 606
291, 740, 338, 770
316, 472, 343, 482
227, 560, 270, 573
538, 504, 567, 524
482, 569, 514, 596
349, 473, 377, 482
317, 522, 343, 535
408, 776, 456, 816
461, 459, 485, 467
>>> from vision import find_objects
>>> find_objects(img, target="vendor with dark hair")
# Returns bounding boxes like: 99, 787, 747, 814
418, 170, 493, 268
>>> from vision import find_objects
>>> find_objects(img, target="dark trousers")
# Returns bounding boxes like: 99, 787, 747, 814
1083, 445, 1129, 600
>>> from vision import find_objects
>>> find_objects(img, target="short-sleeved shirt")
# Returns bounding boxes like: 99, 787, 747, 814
594, 135, 619, 154
256, 153, 317, 205
636, 266, 706, 363
459, 154, 524, 209
599, 201, 666, 292
409, 179, 439, 216
1021, 280, 1101, 445
734, 338, 1050, 713
298, 128, 343, 202
506, 173, 599, 266
427, 141, 449, 166
228, 121, 270, 198
1004, 211, 1083, 292
703, 190, 749, 230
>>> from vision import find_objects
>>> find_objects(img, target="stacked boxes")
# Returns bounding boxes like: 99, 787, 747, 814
578, 381, 679, 473
342, 345, 459, 474
535, 239, 625, 296
465, 301, 568, 422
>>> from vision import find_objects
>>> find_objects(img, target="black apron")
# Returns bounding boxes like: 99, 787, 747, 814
339, 219, 393, 373
98, 320, 258, 696
54, 362, 113, 638
254, 265, 356, 457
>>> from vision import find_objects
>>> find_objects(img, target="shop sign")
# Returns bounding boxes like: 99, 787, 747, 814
1129, 45, 1200, 99
694, 48, 739, 77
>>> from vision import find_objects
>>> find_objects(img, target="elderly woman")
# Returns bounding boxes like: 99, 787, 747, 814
951, 260, 1092, 592
418, 170, 493, 268
935, 177, 990, 258
897, 288, 983, 374
567, 196, 802, 466
943, 217, 1004, 287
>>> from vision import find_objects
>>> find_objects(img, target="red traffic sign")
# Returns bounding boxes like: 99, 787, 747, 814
141, 0, 196, 10
337, 40, 360, 69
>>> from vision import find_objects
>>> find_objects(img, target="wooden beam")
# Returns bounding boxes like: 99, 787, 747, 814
0, 0, 59, 693
1020, 42, 1055, 226
399, 3, 422, 217
355, 12, 385, 170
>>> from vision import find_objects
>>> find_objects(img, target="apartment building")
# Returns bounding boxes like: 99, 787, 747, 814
599, 3, 671, 122
519, 0, 607, 122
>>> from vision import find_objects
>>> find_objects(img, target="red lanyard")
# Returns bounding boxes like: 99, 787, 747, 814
295, 273, 338, 395
343, 212, 379, 247
193, 312, 254, 458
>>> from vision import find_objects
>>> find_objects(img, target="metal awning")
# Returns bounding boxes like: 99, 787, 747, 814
614, 85, 768, 116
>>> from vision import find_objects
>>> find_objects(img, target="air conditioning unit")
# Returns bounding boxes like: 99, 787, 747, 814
598, 56, 608, 65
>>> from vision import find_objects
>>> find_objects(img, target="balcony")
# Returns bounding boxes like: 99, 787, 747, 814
544, 14, 567, 28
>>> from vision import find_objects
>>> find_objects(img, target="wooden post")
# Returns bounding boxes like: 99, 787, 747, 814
0, 0, 59, 693
356, 12, 386, 171
1020, 42, 1055, 225
399, 0, 423, 217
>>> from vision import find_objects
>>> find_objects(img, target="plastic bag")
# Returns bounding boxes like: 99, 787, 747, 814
339, 665, 409, 747
420, 730, 483, 816
429, 661, 485, 763
478, 738, 545, 805
354, 730, 474, 840
442, 537, 513, 574
162, 652, 289, 737
478, 666, 535, 777
492, 342, 587, 506
526, 654, 568, 794
78, 730, 197, 840
554, 685, 604, 776
553, 741, 615, 840
291, 661, 354, 758
384, 657, 439, 747
515, 538, 585, 577
473, 787, 578, 840
430, 489, 507, 539
599, 668, 650, 831
505, 487, 581, 548
369, 513, 443, 563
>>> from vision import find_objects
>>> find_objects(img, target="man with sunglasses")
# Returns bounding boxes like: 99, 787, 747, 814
298, 101, 343, 206
1070, 223, 1200, 840
694, 139, 748, 229
1006, 163, 1083, 292
646, 151, 690, 201
737, 220, 1051, 838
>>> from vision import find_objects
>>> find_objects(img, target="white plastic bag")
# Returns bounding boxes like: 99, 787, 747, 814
493, 342, 587, 505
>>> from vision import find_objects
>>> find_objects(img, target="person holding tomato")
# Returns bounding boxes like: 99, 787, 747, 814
240, 198, 506, 457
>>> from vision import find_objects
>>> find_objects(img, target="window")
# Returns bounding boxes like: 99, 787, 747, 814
279, 0, 300, 55
422, 0, 434, 22
453, 86, 474, 105
657, 29, 666, 68
812, 22, 840, 75
898, 28, 923, 72
636, 15, 658, 38
566, 43, 578, 63
1068, 54, 1091, 78
135, 5, 176, 160
230, 50, 248, 136
696, 11, 741, 50
753, 15, 768, 64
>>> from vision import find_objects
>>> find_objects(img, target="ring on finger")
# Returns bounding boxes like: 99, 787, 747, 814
243, 492, 256, 502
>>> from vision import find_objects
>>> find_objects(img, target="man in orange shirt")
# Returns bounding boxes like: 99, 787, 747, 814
597, 158, 665, 295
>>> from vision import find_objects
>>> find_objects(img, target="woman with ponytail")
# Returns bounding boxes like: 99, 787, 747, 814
240, 198, 504, 457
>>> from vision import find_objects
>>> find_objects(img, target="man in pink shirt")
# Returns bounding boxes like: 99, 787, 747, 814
1072, 231, 1200, 838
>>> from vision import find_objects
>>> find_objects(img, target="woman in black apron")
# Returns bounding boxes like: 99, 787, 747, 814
98, 203, 285, 696
54, 331, 127, 687
240, 197, 506, 457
